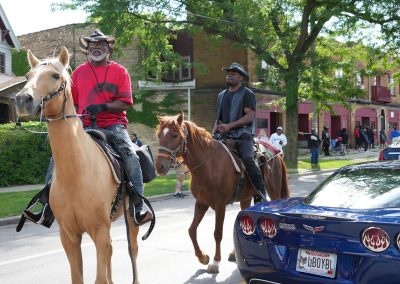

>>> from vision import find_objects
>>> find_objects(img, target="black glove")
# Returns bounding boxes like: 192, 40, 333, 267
86, 104, 107, 115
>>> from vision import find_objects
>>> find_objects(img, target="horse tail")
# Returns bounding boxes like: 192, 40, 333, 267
280, 156, 290, 198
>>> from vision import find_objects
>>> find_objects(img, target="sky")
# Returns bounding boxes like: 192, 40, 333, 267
1, 0, 87, 36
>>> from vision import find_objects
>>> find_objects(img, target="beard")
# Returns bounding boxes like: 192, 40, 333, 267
89, 48, 108, 62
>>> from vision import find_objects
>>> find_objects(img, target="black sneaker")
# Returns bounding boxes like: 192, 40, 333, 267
174, 192, 184, 199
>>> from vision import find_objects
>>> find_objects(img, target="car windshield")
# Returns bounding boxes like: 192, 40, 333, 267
304, 168, 400, 209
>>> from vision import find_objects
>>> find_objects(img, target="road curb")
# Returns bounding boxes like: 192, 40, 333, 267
0, 192, 186, 227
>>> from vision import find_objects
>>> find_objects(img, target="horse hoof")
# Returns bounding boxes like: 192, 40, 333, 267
207, 262, 220, 274
198, 254, 210, 265
228, 252, 236, 262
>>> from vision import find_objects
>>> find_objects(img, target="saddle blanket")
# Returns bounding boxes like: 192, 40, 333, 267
257, 140, 281, 160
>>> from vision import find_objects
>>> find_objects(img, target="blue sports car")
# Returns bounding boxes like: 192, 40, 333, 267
233, 161, 400, 284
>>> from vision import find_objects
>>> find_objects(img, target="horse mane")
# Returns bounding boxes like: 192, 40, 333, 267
155, 114, 214, 150
184, 121, 214, 150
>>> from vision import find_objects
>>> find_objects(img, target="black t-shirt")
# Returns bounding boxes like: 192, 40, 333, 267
218, 88, 256, 124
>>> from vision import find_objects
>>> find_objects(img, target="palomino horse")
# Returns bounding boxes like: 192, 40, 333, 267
156, 112, 290, 273
14, 46, 141, 284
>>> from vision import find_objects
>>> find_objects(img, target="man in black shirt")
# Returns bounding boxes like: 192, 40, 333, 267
299, 129, 321, 166
213, 63, 268, 203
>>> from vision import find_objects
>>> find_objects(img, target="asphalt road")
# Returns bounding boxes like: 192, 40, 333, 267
0, 170, 333, 284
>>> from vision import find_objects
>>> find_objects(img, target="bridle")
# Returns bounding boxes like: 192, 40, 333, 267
16, 77, 78, 133
157, 122, 219, 174
157, 124, 188, 170
40, 80, 79, 122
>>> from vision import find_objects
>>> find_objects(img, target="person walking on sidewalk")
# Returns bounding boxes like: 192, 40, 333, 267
299, 129, 321, 166
338, 128, 349, 156
380, 130, 388, 148
354, 126, 361, 151
322, 126, 331, 156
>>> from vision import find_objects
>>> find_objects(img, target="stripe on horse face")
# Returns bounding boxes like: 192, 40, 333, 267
163, 127, 170, 137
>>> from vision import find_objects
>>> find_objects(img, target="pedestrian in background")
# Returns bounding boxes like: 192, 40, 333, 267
338, 128, 349, 156
366, 127, 374, 149
379, 130, 387, 148
359, 126, 369, 152
299, 129, 321, 167
174, 161, 188, 199
354, 126, 361, 151
390, 126, 400, 143
321, 126, 331, 156
269, 126, 287, 156
131, 132, 143, 147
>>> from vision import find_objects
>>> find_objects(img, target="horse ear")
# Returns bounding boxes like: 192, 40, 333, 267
27, 50, 40, 68
58, 46, 70, 67
177, 111, 184, 125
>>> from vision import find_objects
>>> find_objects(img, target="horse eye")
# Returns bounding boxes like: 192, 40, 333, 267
52, 74, 61, 80
172, 133, 178, 138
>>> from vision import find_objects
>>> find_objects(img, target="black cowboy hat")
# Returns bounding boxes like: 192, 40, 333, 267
222, 63, 249, 80
79, 30, 115, 54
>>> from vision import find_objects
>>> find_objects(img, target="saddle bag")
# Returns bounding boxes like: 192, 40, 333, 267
136, 144, 156, 183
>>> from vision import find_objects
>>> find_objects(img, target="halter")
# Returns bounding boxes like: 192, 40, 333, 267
157, 124, 188, 169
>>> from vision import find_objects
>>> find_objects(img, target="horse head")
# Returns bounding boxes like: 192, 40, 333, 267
156, 111, 187, 175
14, 46, 72, 120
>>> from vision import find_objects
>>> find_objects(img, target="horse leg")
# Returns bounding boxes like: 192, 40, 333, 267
228, 198, 253, 262
188, 201, 210, 266
207, 203, 226, 274
126, 210, 140, 284
60, 227, 83, 284
91, 225, 113, 284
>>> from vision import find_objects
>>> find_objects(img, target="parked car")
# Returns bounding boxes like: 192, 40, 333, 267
379, 137, 400, 160
234, 161, 400, 284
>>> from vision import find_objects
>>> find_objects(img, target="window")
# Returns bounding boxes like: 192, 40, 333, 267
356, 73, 364, 89
256, 118, 268, 129
0, 53, 5, 73
389, 74, 395, 96
163, 56, 191, 82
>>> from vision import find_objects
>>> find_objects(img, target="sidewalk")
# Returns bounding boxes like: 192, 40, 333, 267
0, 147, 381, 227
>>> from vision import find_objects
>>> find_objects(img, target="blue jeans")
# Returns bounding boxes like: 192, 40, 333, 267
46, 124, 144, 209
310, 147, 319, 165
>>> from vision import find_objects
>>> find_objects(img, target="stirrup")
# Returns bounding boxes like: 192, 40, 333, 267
23, 203, 54, 228
129, 204, 153, 226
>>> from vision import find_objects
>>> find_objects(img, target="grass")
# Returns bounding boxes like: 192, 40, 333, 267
297, 159, 363, 171
0, 174, 189, 219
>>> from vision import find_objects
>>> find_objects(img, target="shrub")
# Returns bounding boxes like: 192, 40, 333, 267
0, 122, 51, 187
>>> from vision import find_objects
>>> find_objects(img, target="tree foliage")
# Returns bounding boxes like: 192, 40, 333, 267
58, 0, 400, 168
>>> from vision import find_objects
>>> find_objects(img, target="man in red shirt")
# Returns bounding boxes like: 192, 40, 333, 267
23, 30, 152, 226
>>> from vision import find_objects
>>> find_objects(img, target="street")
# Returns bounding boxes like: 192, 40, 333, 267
0, 170, 333, 284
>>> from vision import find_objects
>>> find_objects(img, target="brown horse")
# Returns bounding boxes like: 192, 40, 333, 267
156, 112, 290, 273
14, 46, 141, 284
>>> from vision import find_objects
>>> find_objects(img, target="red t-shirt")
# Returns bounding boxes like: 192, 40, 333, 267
72, 61, 133, 128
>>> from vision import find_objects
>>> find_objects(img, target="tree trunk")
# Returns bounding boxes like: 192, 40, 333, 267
284, 68, 300, 169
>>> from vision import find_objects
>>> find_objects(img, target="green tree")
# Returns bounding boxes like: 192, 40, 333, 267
12, 49, 29, 76
59, 0, 400, 168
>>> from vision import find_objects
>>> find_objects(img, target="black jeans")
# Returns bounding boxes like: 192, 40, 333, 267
237, 133, 266, 196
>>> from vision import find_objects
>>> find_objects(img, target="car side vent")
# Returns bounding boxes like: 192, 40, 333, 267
279, 213, 355, 221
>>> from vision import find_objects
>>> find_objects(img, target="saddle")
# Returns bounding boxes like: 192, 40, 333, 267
219, 138, 281, 204
16, 128, 156, 237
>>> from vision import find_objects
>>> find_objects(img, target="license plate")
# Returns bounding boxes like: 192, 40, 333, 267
296, 248, 337, 278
